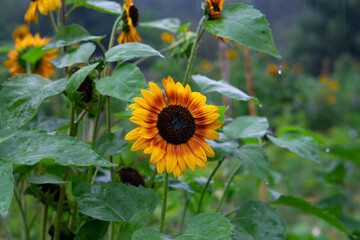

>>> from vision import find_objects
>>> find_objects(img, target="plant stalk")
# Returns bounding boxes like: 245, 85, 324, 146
197, 159, 224, 214
14, 190, 30, 240
179, 193, 190, 231
0, 214, 13, 240
48, 12, 58, 34
147, 168, 157, 188
53, 167, 69, 240
159, 172, 169, 233
41, 205, 48, 240
216, 164, 242, 212
183, 16, 205, 86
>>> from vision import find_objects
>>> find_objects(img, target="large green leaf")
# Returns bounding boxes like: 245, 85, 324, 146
66, 63, 98, 98
28, 116, 70, 132
208, 140, 239, 161
95, 129, 127, 158
140, 18, 181, 33
231, 201, 285, 240
272, 195, 351, 235
329, 145, 360, 166
105, 43, 164, 62
233, 144, 269, 180
277, 126, 324, 145
96, 63, 147, 102
0, 130, 114, 167
0, 157, 13, 214
203, 3, 280, 58
43, 24, 102, 49
0, 74, 67, 129
192, 75, 258, 104
76, 220, 109, 240
133, 213, 233, 240
267, 133, 320, 163
66, 0, 122, 15
27, 173, 69, 184
223, 116, 269, 139
118, 209, 148, 240
73, 182, 158, 222
51, 42, 96, 68
0, 128, 18, 143
21, 47, 54, 64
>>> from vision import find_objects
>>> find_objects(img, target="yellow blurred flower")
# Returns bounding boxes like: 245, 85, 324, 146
293, 63, 302, 74
25, 0, 62, 24
4, 33, 57, 78
267, 63, 278, 76
326, 95, 336, 104
117, 0, 141, 44
12, 25, 30, 40
318, 74, 329, 84
202, 60, 213, 72
329, 80, 340, 91
226, 49, 237, 59
161, 32, 175, 44
205, 0, 225, 19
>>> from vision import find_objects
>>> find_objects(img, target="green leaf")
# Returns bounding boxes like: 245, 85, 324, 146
67, 0, 122, 15
0, 74, 67, 129
29, 116, 70, 132
272, 195, 351, 235
192, 75, 258, 104
223, 116, 269, 139
0, 128, 18, 143
168, 178, 195, 194
51, 42, 96, 68
105, 42, 164, 62
96, 63, 147, 102
217, 106, 228, 124
0, 130, 114, 167
76, 220, 109, 240
233, 144, 269, 180
73, 182, 159, 222
140, 18, 181, 33
113, 111, 132, 120
0, 157, 13, 214
43, 24, 102, 49
231, 201, 285, 240
203, 3, 280, 58
0, 45, 14, 53
267, 133, 320, 163
133, 213, 233, 240
66, 63, 98, 98
208, 140, 239, 161
21, 47, 53, 64
27, 173, 69, 184
277, 126, 324, 145
95, 129, 127, 158
328, 145, 360, 166
118, 209, 148, 240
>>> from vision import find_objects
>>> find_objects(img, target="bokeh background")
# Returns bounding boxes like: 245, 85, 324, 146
1, 0, 359, 239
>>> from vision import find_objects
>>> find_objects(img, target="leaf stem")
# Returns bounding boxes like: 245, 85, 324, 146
108, 15, 122, 51
159, 172, 169, 233
197, 159, 224, 214
146, 168, 157, 188
54, 167, 69, 240
41, 205, 48, 240
14, 190, 30, 240
183, 16, 205, 86
48, 12, 58, 34
216, 164, 242, 212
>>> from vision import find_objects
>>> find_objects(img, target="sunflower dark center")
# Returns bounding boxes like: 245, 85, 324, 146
213, 3, 220, 12
129, 5, 139, 27
157, 105, 195, 145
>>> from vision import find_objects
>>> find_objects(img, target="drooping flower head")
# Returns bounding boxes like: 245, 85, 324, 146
205, 0, 225, 20
25, 0, 62, 24
125, 76, 222, 178
12, 25, 30, 40
117, 0, 141, 44
4, 33, 57, 78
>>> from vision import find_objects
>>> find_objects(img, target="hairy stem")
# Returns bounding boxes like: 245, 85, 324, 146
216, 164, 242, 212
159, 172, 169, 233
183, 16, 205, 86
197, 159, 224, 214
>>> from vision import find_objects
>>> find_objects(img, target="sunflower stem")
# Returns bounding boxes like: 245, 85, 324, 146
179, 193, 190, 231
108, 15, 122, 51
216, 164, 242, 212
54, 167, 69, 240
25, 61, 31, 74
48, 12, 58, 34
159, 172, 169, 233
41, 205, 48, 240
197, 159, 224, 214
183, 16, 205, 86
14, 190, 30, 240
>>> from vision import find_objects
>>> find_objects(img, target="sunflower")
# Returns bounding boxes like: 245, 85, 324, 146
205, 0, 225, 20
12, 25, 30, 40
125, 76, 222, 178
4, 33, 57, 78
25, 0, 62, 24
117, 0, 141, 44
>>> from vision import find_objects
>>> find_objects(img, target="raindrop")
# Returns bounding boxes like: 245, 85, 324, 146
326, 148, 330, 153
74, 121, 77, 124
259, 104, 263, 108
278, 69, 282, 75
265, 182, 269, 185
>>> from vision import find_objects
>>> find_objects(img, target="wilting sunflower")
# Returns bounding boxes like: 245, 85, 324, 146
25, 0, 62, 24
117, 0, 141, 44
205, 0, 224, 19
125, 76, 222, 178
4, 33, 57, 78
